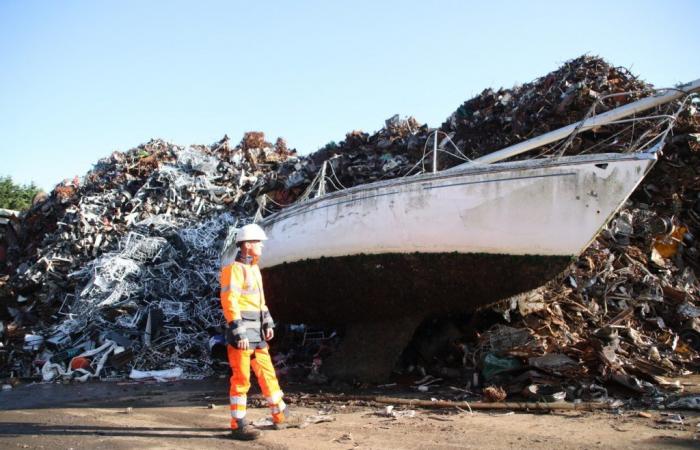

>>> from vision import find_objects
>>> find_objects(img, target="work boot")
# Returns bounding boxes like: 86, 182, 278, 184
229, 424, 261, 440
273, 411, 305, 430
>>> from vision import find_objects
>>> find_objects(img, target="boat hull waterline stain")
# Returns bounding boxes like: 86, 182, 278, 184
263, 252, 572, 324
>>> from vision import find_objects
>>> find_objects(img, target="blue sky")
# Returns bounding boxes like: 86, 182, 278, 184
2, 0, 699, 191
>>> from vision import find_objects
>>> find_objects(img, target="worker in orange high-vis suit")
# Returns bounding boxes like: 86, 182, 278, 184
220, 223, 302, 440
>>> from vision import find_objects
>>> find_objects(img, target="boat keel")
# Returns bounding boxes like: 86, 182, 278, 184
322, 315, 424, 383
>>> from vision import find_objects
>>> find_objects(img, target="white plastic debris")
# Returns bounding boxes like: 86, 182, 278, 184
658, 413, 684, 425
129, 367, 183, 382
41, 362, 66, 382
392, 409, 416, 419
41, 341, 118, 382
305, 415, 336, 425
251, 418, 274, 427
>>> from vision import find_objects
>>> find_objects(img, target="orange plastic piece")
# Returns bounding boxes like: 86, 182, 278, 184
69, 356, 91, 370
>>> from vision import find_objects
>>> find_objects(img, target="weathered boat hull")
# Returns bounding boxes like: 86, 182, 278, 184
262, 252, 571, 324
259, 152, 657, 324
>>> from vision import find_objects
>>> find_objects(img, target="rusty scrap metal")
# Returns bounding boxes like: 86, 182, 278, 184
0, 55, 698, 403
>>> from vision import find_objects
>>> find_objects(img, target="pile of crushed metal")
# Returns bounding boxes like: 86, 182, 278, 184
1, 56, 699, 409
393, 57, 700, 408
0, 134, 302, 381
441, 56, 656, 161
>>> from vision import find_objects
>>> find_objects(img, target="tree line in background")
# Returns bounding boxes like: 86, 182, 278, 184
0, 176, 40, 211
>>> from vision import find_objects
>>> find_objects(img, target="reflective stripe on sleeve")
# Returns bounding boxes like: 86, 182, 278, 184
232, 286, 260, 296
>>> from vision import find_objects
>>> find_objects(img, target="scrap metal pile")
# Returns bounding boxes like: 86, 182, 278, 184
1, 56, 699, 405
441, 55, 657, 161
0, 134, 299, 381
395, 56, 700, 404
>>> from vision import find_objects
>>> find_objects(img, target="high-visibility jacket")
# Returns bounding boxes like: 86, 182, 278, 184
220, 259, 274, 345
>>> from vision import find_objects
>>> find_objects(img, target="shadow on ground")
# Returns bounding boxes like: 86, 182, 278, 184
643, 436, 700, 449
0, 422, 229, 439
0, 379, 231, 411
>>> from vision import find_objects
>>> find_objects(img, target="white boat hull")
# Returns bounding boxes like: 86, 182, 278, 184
259, 152, 656, 323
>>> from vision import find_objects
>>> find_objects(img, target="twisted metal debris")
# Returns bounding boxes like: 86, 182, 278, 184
0, 135, 292, 381
0, 56, 699, 408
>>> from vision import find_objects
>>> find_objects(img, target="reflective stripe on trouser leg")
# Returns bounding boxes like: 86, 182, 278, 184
251, 346, 286, 423
230, 395, 247, 425
227, 346, 253, 430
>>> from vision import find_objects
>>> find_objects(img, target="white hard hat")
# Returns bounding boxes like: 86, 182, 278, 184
235, 224, 268, 243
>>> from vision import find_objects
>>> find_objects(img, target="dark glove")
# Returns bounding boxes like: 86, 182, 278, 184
262, 311, 275, 333
226, 320, 247, 346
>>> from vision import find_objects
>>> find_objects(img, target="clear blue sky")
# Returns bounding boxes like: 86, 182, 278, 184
2, 0, 699, 191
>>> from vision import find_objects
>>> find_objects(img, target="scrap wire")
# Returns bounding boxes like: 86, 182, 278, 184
551, 89, 697, 159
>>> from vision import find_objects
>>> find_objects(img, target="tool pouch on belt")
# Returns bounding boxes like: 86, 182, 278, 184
226, 320, 247, 346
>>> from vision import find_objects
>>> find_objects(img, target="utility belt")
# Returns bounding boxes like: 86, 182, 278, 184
226, 310, 274, 346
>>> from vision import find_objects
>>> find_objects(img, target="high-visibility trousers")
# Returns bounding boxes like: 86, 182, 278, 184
227, 345, 287, 430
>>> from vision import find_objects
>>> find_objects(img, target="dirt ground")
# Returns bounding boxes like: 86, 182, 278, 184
1, 378, 699, 450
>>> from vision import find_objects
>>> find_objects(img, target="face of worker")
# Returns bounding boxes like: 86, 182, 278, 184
244, 240, 264, 258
